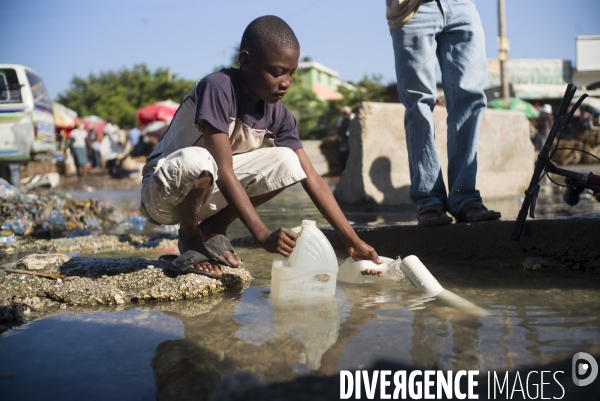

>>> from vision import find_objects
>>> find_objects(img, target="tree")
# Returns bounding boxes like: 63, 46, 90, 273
56, 64, 196, 128
282, 74, 329, 139
308, 74, 389, 140
337, 74, 387, 111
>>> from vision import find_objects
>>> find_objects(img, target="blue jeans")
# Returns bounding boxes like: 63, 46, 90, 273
390, 0, 487, 216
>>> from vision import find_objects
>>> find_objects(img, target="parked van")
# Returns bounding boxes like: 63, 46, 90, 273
0, 64, 56, 165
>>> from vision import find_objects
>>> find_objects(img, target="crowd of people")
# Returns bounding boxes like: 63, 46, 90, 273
57, 116, 150, 179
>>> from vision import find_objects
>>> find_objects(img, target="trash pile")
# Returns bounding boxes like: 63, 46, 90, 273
0, 178, 137, 242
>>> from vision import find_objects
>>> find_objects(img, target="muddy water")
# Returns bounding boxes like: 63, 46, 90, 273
1, 177, 599, 400
1, 249, 600, 400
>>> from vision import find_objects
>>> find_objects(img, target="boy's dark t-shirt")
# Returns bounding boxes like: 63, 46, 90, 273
142, 68, 302, 177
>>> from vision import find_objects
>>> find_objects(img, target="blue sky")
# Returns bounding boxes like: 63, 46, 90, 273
2, 0, 598, 99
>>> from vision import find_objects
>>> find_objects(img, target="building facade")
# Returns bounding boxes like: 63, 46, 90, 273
296, 60, 343, 101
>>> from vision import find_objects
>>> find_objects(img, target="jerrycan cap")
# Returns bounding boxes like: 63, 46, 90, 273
301, 220, 316, 226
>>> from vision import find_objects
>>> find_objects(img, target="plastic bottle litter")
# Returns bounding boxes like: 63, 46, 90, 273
2, 219, 26, 235
83, 216, 101, 230
0, 232, 16, 244
128, 215, 147, 230
47, 210, 67, 228
0, 178, 21, 200
271, 220, 338, 300
337, 256, 404, 284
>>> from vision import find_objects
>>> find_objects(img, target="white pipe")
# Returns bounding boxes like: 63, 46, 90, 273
400, 255, 490, 317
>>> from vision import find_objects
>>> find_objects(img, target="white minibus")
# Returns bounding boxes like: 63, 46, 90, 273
0, 64, 56, 165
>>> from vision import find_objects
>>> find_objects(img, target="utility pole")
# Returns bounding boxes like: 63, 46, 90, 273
497, 0, 510, 98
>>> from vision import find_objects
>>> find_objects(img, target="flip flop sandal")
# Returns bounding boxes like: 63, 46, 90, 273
158, 250, 243, 287
204, 234, 242, 268
158, 250, 223, 280
417, 204, 453, 226
454, 200, 502, 223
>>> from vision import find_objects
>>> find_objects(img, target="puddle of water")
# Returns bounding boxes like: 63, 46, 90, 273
2, 249, 599, 400
0, 308, 184, 401
2, 172, 599, 399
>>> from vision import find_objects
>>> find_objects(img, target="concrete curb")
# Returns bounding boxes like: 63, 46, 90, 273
323, 218, 599, 267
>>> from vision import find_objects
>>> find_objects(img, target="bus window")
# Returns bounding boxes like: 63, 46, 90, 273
0, 68, 24, 104
26, 71, 52, 110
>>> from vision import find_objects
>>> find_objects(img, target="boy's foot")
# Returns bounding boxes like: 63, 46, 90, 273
199, 221, 243, 267
158, 251, 243, 287
178, 228, 223, 276
417, 204, 453, 226
204, 234, 243, 268
454, 200, 501, 223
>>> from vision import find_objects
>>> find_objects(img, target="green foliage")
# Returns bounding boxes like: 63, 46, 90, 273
55, 64, 196, 128
337, 74, 387, 111
280, 73, 389, 140
308, 74, 389, 139
282, 74, 329, 139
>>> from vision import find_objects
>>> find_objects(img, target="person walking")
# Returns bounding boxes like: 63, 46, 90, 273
69, 122, 89, 178
337, 106, 355, 172
387, 0, 501, 225
533, 104, 553, 151
88, 126, 102, 169
102, 115, 122, 177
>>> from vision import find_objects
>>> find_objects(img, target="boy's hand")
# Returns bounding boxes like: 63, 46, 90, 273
348, 239, 381, 263
348, 239, 383, 276
259, 227, 297, 257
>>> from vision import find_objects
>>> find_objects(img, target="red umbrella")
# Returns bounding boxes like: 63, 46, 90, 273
81, 115, 106, 138
137, 99, 179, 125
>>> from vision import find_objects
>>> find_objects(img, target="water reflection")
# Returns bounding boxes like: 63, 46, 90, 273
146, 254, 600, 400
272, 298, 340, 371
1, 256, 600, 400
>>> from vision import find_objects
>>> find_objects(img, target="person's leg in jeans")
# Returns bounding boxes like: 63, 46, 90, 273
436, 0, 484, 215
390, 0, 450, 223
436, 0, 500, 221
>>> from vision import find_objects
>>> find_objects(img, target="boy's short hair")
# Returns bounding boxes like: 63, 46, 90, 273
240, 15, 300, 57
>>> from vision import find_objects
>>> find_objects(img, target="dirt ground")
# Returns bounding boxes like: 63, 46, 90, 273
20, 160, 142, 192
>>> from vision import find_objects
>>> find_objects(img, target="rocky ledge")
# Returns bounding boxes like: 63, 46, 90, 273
0, 253, 252, 333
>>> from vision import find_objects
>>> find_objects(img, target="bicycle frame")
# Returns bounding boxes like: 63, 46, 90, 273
511, 84, 593, 240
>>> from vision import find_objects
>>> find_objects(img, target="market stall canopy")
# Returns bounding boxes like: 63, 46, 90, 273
52, 102, 78, 129
81, 115, 106, 137
136, 99, 179, 125
488, 98, 540, 120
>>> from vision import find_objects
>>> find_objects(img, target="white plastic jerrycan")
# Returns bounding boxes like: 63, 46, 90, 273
337, 256, 405, 284
271, 220, 338, 300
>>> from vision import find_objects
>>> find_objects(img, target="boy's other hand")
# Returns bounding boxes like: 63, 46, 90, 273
260, 227, 297, 257
348, 240, 382, 276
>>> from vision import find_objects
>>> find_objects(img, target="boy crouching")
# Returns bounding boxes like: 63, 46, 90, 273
140, 15, 381, 277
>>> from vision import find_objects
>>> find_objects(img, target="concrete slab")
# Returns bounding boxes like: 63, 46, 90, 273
334, 102, 536, 206
322, 218, 599, 269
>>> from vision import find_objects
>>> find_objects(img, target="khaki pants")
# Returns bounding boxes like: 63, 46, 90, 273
140, 146, 306, 225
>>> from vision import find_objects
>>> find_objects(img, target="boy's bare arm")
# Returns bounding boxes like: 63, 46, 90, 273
294, 148, 381, 264
201, 122, 297, 256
